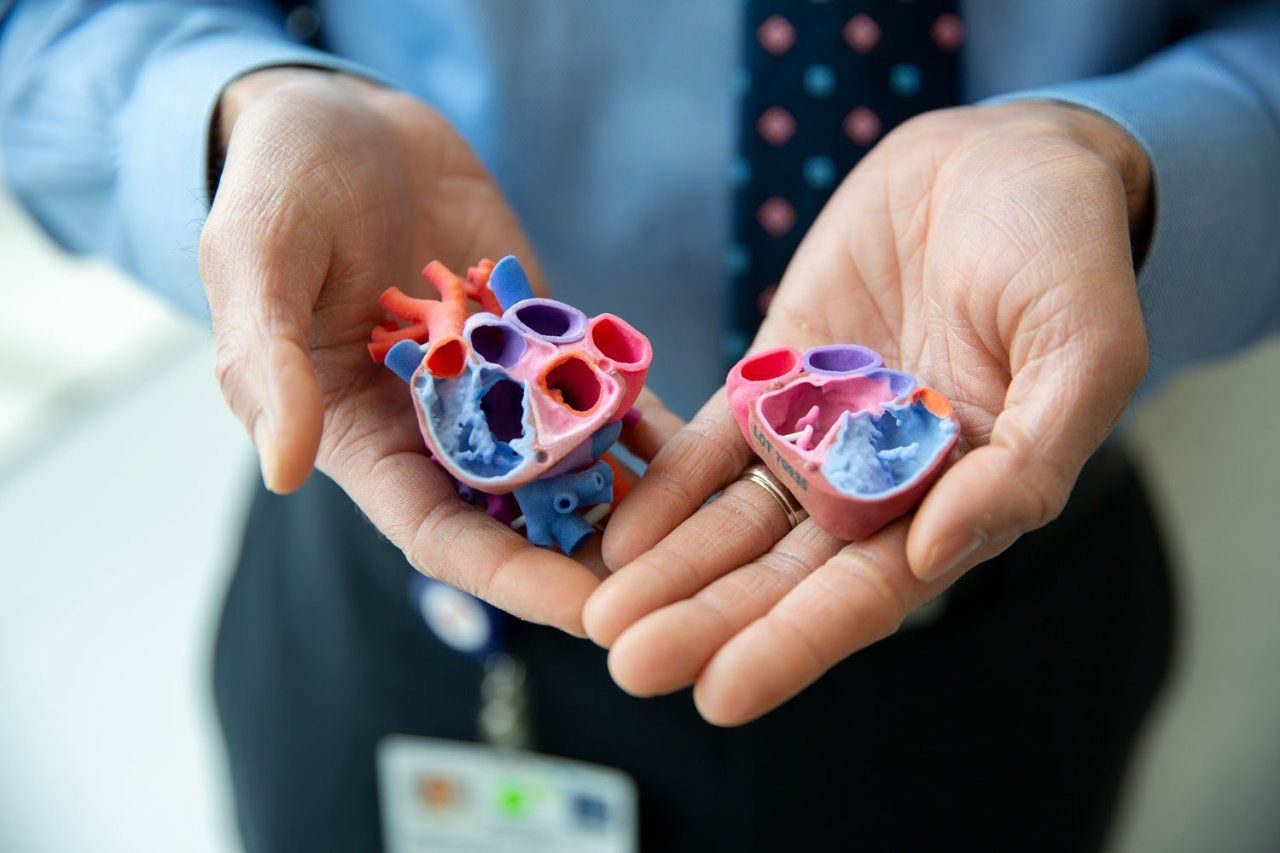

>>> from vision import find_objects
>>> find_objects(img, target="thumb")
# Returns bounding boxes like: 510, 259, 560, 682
906, 284, 1148, 582
201, 217, 325, 494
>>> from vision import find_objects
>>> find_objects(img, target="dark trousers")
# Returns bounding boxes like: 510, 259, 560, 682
213, 442, 1174, 852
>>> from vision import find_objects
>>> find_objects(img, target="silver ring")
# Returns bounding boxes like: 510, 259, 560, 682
740, 464, 808, 529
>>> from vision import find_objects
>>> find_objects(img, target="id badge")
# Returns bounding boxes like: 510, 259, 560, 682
377, 735, 638, 853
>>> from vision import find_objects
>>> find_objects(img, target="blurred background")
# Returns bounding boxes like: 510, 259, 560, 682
1, 177, 1278, 851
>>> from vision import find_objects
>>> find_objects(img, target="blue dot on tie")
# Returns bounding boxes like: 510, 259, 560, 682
722, 330, 750, 362
890, 64, 921, 96
803, 156, 837, 189
729, 157, 751, 187
803, 65, 836, 98
725, 245, 751, 277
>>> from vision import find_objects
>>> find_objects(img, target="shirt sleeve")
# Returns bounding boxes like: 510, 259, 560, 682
988, 4, 1280, 384
0, 1, 376, 319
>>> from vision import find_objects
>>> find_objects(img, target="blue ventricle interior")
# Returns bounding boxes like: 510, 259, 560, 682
419, 364, 532, 481
822, 399, 956, 496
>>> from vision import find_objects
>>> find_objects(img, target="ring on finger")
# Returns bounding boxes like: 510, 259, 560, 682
739, 464, 808, 529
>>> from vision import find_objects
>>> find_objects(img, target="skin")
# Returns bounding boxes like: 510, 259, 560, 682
201, 67, 603, 635
586, 102, 1154, 726
206, 69, 1153, 725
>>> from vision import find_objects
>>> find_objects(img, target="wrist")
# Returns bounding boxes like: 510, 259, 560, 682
209, 67, 355, 200
218, 67, 337, 147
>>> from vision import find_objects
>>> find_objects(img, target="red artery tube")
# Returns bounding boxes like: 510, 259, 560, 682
586, 314, 653, 419
368, 261, 470, 378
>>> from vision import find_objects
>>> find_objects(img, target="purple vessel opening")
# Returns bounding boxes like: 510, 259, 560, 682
803, 344, 883, 377
468, 319, 527, 368
508, 298, 588, 344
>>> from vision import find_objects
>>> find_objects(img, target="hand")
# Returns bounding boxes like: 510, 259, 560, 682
585, 102, 1153, 722
200, 68, 600, 634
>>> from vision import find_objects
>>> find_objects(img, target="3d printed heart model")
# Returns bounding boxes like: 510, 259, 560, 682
727, 345, 960, 540
369, 256, 651, 554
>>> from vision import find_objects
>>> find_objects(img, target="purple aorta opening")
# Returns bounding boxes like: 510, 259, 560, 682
803, 344, 883, 376
507, 298, 588, 344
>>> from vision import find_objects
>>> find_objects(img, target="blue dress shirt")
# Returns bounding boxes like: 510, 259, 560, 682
2, 0, 1278, 414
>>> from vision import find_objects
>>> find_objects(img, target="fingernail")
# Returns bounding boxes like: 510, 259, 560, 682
923, 527, 987, 581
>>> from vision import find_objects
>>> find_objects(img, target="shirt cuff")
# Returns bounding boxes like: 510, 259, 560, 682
986, 53, 1280, 382
118, 28, 380, 320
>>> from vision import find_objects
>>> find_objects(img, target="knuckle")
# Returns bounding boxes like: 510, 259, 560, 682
212, 336, 253, 412
318, 404, 382, 474
651, 420, 744, 484
211, 345, 238, 394
638, 464, 697, 508
768, 610, 830, 670
710, 567, 781, 608
754, 545, 813, 586
1032, 477, 1071, 529
405, 497, 473, 585
650, 540, 704, 590
1011, 468, 1069, 532
670, 417, 732, 458
826, 547, 910, 633
993, 422, 1073, 532
710, 486, 787, 543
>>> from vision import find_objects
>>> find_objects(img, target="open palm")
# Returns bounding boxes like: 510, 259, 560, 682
201, 69, 599, 633
587, 103, 1152, 723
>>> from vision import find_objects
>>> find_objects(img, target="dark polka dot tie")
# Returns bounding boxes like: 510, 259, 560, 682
726, 0, 964, 363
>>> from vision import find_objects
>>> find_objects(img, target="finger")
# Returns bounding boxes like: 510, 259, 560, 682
618, 387, 685, 463
572, 533, 612, 582
907, 279, 1148, 582
323, 426, 602, 635
601, 389, 752, 571
606, 519, 843, 696
206, 268, 325, 494
694, 519, 951, 725
201, 177, 328, 495
584, 466, 796, 648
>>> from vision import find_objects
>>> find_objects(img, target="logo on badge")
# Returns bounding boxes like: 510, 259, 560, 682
416, 774, 463, 811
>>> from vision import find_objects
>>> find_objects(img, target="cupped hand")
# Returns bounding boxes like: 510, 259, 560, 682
585, 102, 1153, 722
199, 68, 600, 634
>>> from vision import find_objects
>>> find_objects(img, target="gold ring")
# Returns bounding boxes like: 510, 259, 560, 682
740, 464, 808, 529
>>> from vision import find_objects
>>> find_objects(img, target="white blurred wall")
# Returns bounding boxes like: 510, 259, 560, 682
0, 193, 248, 852
1113, 341, 1280, 851
0, 188, 1278, 852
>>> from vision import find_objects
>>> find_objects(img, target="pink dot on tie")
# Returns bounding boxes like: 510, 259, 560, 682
758, 198, 796, 237
757, 15, 796, 56
757, 107, 796, 146
932, 14, 965, 51
844, 107, 882, 146
757, 284, 778, 314
844, 14, 880, 53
